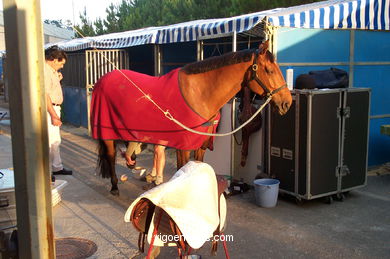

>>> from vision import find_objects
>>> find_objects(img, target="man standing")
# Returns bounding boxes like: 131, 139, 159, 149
45, 46, 72, 181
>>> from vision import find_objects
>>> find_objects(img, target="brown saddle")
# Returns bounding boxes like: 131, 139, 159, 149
130, 175, 228, 257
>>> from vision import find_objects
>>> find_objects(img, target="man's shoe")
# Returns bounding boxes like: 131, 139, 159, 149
51, 175, 56, 182
53, 168, 73, 175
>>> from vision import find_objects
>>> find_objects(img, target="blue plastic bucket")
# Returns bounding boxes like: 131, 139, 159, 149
253, 179, 280, 208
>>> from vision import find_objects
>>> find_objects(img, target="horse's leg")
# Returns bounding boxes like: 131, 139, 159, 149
194, 126, 214, 162
194, 137, 211, 162
194, 147, 207, 162
177, 127, 213, 169
176, 150, 190, 170
106, 140, 119, 196
182, 151, 190, 167
176, 150, 183, 170
98, 140, 119, 196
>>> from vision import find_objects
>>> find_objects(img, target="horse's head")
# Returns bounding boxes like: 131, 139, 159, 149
247, 41, 292, 115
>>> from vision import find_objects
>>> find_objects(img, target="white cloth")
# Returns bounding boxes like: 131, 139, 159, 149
124, 161, 226, 249
47, 106, 63, 172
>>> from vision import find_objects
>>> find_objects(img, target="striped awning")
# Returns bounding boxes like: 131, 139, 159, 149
268, 0, 390, 30
52, 0, 390, 52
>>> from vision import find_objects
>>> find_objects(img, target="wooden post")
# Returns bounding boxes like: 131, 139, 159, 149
2, 0, 55, 258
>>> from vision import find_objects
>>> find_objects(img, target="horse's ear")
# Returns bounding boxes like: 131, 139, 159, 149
259, 40, 269, 55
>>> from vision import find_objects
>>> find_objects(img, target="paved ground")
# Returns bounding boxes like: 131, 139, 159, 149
0, 100, 389, 258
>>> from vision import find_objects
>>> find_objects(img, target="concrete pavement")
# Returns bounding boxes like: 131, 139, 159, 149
0, 100, 389, 258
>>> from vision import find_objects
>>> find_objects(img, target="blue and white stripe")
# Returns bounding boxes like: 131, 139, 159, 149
53, 0, 390, 52
269, 0, 390, 30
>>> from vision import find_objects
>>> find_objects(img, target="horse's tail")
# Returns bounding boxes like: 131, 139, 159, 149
97, 139, 115, 179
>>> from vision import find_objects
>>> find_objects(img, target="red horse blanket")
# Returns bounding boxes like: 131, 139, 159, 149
90, 68, 220, 150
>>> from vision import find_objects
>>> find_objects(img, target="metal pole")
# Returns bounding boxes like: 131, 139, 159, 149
3, 0, 55, 258
196, 40, 203, 61
230, 31, 237, 178
154, 45, 161, 76
349, 30, 355, 88
86, 51, 92, 135
232, 31, 237, 52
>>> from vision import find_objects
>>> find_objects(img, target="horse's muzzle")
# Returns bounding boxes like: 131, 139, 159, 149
278, 101, 291, 115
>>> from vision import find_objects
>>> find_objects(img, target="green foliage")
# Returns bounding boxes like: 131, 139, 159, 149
104, 4, 120, 33
44, 19, 72, 29
94, 18, 105, 35
74, 8, 95, 37
75, 0, 323, 36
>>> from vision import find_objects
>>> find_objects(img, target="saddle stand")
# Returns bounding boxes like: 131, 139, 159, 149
146, 207, 230, 259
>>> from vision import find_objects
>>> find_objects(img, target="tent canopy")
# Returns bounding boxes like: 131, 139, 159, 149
53, 0, 389, 51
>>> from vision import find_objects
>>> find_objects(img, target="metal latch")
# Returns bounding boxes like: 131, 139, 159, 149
87, 85, 94, 95
337, 107, 351, 118
336, 165, 350, 177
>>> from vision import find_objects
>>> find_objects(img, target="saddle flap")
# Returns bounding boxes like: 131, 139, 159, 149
130, 198, 155, 233
216, 175, 228, 196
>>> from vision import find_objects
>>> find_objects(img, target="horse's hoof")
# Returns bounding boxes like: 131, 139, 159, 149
110, 189, 120, 196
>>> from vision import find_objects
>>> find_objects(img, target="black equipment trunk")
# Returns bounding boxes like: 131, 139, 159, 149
266, 88, 370, 201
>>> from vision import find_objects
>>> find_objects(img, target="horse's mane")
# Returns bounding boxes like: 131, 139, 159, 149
182, 49, 255, 74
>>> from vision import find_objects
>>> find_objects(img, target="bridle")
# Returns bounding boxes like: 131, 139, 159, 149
248, 49, 287, 98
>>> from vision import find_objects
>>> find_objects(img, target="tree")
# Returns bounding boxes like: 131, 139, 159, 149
76, 0, 324, 36
74, 8, 95, 38
94, 18, 105, 35
43, 19, 73, 29
104, 4, 120, 33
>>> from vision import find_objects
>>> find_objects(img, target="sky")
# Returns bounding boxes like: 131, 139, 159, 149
1, 0, 123, 25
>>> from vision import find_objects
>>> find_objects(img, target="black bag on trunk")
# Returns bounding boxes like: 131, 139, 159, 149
295, 68, 349, 89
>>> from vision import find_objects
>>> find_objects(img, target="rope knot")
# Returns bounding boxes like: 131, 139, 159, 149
164, 110, 174, 120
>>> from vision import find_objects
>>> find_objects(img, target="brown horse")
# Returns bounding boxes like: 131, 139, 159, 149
92, 41, 292, 195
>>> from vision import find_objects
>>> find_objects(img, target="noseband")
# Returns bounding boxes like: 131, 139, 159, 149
248, 49, 287, 98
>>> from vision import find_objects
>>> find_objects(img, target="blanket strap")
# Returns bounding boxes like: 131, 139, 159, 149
201, 113, 220, 127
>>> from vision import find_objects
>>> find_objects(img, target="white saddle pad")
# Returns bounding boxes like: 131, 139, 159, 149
124, 161, 227, 249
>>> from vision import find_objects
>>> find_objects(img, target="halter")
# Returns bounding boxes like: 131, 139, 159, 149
249, 49, 287, 98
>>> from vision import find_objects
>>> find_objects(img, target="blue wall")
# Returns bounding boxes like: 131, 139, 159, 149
161, 42, 197, 74
350, 30, 389, 166
63, 87, 88, 127
276, 27, 390, 166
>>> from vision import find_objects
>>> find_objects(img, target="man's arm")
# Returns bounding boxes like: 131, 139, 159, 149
46, 94, 62, 126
